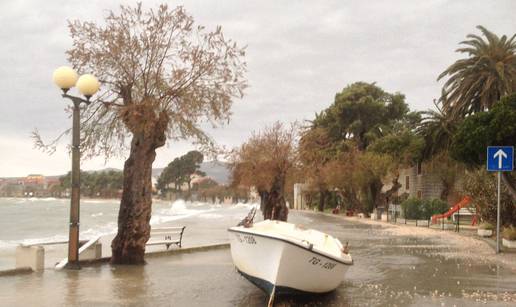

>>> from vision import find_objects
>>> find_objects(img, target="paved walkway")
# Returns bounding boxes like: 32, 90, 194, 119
1, 211, 515, 306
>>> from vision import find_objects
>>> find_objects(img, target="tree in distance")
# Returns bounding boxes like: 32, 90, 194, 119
60, 170, 123, 198
157, 150, 205, 197
37, 3, 247, 264
231, 122, 297, 221
302, 82, 422, 212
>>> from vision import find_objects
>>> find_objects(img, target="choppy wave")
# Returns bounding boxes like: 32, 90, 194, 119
82, 199, 120, 204
81, 222, 117, 238
25, 197, 59, 202
150, 199, 216, 225
0, 199, 255, 250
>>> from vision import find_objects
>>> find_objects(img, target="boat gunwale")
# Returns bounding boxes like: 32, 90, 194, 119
228, 227, 353, 266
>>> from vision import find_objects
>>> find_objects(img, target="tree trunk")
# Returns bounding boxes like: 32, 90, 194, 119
261, 176, 289, 221
111, 106, 168, 265
111, 133, 158, 264
260, 190, 274, 220
317, 189, 326, 212
383, 174, 401, 204
440, 182, 451, 202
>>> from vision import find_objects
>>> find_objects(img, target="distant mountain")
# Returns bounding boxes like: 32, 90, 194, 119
199, 161, 231, 185
151, 161, 231, 185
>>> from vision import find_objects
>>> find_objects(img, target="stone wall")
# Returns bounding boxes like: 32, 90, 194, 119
397, 164, 443, 200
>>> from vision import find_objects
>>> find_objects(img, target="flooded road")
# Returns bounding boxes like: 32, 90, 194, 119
1, 210, 515, 306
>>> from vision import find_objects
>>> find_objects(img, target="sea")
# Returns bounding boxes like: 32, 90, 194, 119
0, 197, 256, 269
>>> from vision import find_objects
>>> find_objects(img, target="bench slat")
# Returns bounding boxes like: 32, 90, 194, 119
147, 240, 180, 245
151, 231, 182, 236
152, 227, 185, 231
146, 225, 185, 249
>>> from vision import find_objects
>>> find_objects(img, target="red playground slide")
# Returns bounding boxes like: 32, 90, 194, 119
431, 196, 472, 224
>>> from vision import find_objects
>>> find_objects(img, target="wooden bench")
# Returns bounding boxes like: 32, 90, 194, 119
147, 226, 186, 249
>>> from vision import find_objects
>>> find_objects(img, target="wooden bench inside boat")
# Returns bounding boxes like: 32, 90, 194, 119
147, 226, 186, 249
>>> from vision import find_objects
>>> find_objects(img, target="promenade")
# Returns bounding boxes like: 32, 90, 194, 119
1, 210, 516, 306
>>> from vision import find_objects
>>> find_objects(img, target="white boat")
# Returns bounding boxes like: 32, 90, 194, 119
228, 219, 353, 297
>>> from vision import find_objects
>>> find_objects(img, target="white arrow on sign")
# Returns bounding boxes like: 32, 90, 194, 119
494, 149, 507, 169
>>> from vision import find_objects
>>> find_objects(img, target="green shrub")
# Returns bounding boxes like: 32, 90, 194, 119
401, 198, 423, 219
502, 226, 516, 240
401, 198, 449, 220
478, 222, 494, 230
421, 198, 449, 220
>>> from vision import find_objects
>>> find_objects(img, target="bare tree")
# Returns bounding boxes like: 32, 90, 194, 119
231, 122, 297, 221
38, 3, 247, 264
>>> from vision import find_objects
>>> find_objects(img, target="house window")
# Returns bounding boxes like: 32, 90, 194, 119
417, 162, 422, 175
417, 191, 422, 199
405, 176, 410, 190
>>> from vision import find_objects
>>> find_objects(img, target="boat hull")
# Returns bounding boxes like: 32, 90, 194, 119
228, 228, 350, 294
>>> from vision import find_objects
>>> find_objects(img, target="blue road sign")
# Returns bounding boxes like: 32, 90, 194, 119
487, 146, 514, 172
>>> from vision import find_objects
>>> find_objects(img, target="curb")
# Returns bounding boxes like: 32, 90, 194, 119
79, 242, 231, 266
0, 243, 231, 276
0, 267, 33, 277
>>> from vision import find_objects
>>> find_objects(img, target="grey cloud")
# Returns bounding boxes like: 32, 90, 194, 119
0, 0, 515, 176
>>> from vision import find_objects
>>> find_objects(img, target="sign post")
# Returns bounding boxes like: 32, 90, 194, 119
486, 146, 514, 254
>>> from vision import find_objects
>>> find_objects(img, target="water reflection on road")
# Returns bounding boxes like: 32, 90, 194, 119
0, 210, 515, 306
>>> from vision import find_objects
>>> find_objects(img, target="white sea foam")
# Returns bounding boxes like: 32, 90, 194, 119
150, 199, 215, 225
82, 199, 119, 204
91, 212, 104, 217
232, 202, 257, 209
81, 222, 118, 238
198, 213, 224, 219
25, 197, 60, 202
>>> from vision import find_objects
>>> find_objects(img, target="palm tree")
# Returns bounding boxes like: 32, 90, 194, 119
438, 26, 516, 117
416, 100, 459, 160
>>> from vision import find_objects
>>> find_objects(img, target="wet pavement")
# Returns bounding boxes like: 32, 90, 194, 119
1, 211, 515, 306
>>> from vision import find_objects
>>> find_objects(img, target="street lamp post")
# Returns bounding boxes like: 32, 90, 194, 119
52, 66, 100, 269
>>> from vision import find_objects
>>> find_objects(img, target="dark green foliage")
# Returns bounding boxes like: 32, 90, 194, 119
314, 82, 410, 151
401, 198, 422, 220
368, 128, 424, 165
451, 94, 516, 166
305, 82, 423, 212
157, 150, 204, 195
401, 198, 449, 220
421, 199, 449, 220
60, 170, 123, 198
417, 107, 460, 160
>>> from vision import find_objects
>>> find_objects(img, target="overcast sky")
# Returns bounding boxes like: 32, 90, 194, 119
0, 0, 514, 177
